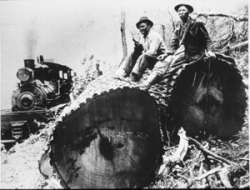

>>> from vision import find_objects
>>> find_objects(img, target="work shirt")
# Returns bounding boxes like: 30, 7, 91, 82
138, 30, 167, 58
169, 17, 212, 56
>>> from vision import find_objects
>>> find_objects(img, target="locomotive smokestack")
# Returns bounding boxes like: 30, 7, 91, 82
26, 28, 37, 59
24, 59, 35, 69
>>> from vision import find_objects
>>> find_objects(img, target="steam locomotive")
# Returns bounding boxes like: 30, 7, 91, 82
1, 55, 73, 145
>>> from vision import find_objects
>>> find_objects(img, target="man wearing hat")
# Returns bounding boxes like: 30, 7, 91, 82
115, 16, 167, 82
140, 3, 215, 89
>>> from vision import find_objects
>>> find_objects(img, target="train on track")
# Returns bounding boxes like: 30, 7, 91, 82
1, 55, 73, 146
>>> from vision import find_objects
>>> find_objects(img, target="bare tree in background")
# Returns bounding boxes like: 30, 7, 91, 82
119, 10, 128, 66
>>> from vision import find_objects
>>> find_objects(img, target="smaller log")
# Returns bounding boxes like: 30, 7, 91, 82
166, 55, 247, 138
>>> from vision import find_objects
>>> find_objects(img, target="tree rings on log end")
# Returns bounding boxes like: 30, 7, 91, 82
168, 55, 247, 139
50, 87, 162, 188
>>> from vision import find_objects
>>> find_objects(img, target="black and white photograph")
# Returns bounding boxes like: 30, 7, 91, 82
0, 0, 249, 188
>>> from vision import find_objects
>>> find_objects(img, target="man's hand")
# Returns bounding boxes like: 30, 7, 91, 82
132, 38, 143, 51
132, 38, 140, 47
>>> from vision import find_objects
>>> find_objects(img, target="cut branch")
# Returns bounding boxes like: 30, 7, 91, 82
219, 41, 248, 54
158, 128, 189, 176
240, 183, 250, 188
160, 25, 166, 42
189, 137, 238, 166
194, 166, 222, 181
239, 157, 250, 161
218, 167, 233, 188
197, 13, 248, 22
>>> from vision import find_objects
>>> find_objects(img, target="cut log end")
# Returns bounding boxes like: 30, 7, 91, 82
49, 88, 162, 188
168, 55, 247, 138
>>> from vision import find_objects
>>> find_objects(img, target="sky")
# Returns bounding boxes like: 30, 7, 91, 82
0, 0, 248, 109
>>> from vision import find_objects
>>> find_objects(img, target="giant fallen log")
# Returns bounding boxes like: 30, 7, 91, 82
39, 54, 247, 188
49, 87, 162, 188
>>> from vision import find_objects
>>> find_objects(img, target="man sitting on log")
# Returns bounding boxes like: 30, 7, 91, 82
115, 16, 167, 82
140, 3, 216, 89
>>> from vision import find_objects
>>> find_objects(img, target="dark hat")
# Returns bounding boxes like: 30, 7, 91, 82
175, 3, 194, 13
136, 16, 154, 28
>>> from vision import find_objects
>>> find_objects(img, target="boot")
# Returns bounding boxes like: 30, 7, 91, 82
130, 72, 140, 82
114, 68, 128, 79
139, 72, 159, 90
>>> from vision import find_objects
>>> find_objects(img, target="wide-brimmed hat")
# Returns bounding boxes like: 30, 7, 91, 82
174, 3, 194, 13
136, 16, 154, 28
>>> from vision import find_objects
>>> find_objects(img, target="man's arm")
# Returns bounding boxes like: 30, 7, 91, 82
199, 23, 212, 51
143, 33, 162, 57
198, 22, 215, 57
168, 28, 180, 54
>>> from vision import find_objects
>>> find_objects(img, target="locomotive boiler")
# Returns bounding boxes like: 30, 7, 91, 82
1, 55, 73, 145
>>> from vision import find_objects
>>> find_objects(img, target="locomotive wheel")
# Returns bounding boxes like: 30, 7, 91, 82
49, 88, 162, 188
169, 56, 247, 138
